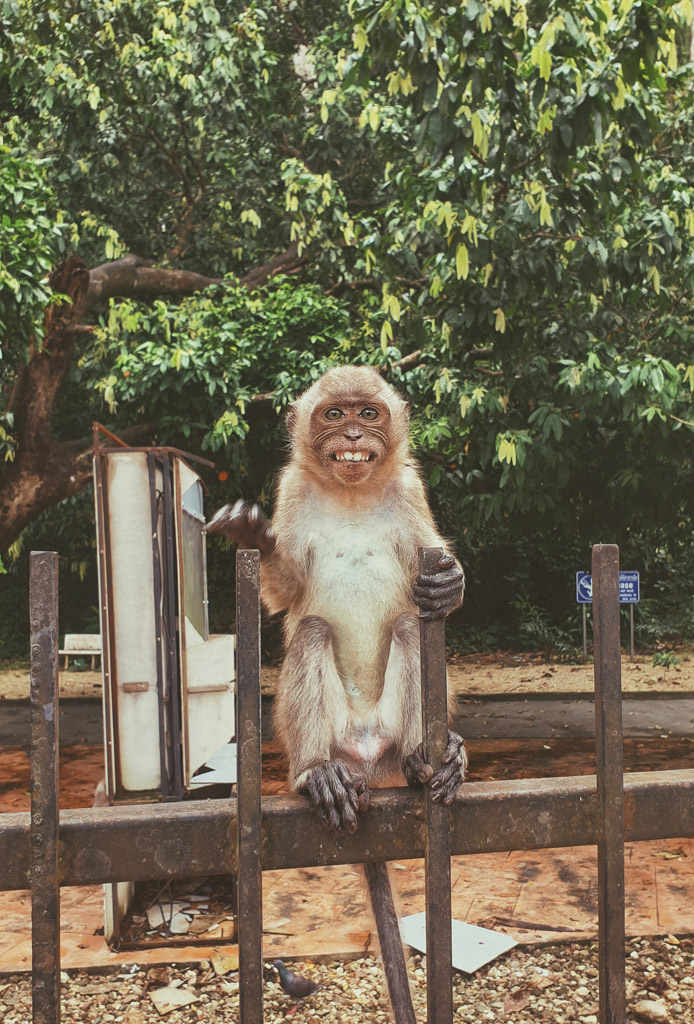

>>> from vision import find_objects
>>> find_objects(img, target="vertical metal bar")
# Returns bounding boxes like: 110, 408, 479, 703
93, 450, 117, 801
147, 453, 169, 799
592, 544, 626, 1024
94, 452, 124, 945
30, 551, 61, 1024
161, 455, 184, 799
236, 549, 263, 1024
630, 605, 634, 663
583, 604, 588, 662
419, 546, 453, 1024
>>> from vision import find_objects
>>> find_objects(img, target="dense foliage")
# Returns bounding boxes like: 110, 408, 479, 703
1, 0, 694, 655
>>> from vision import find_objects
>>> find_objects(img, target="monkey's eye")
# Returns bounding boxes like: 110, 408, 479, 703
359, 407, 379, 420
324, 408, 345, 420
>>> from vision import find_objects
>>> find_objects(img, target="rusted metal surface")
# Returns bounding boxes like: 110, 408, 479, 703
92, 448, 117, 800
592, 545, 626, 1024
236, 549, 263, 1024
364, 862, 416, 1024
161, 455, 184, 800
2, 771, 694, 891
93, 424, 215, 468
419, 546, 453, 1024
147, 452, 169, 801
30, 552, 61, 1024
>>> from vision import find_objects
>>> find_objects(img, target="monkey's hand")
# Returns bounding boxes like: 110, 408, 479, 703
300, 760, 370, 838
403, 732, 467, 805
204, 499, 276, 557
412, 554, 464, 620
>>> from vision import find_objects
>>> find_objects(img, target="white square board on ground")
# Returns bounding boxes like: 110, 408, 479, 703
399, 912, 517, 974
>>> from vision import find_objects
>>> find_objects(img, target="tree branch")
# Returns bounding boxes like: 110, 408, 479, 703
237, 240, 307, 289
85, 255, 224, 310
85, 242, 307, 310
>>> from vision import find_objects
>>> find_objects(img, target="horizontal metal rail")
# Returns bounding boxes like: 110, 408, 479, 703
2, 769, 693, 892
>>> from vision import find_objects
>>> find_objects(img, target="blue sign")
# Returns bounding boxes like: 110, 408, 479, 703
576, 571, 640, 604
576, 572, 593, 604
618, 571, 640, 604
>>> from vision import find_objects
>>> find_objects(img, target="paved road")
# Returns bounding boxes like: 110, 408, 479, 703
2, 696, 694, 746
452, 697, 694, 740
0, 699, 104, 746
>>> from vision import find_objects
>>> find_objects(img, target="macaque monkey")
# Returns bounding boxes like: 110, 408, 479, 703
208, 365, 466, 1024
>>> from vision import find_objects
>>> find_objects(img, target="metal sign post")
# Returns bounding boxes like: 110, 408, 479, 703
576, 570, 640, 662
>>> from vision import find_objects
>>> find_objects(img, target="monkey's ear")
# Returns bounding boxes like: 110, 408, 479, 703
285, 402, 298, 435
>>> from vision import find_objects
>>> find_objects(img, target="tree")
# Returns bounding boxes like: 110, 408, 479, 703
0, 0, 313, 552
1, 0, 694, 643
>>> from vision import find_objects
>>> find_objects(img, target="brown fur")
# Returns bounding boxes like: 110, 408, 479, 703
258, 366, 459, 790
222, 366, 465, 1024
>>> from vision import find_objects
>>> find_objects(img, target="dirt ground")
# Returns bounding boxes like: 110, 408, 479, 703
2, 736, 694, 814
1, 647, 693, 701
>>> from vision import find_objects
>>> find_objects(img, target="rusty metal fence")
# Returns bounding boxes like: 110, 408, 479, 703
1, 544, 694, 1024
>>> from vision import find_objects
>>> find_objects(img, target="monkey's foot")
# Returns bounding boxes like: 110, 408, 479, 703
300, 760, 370, 837
404, 732, 467, 805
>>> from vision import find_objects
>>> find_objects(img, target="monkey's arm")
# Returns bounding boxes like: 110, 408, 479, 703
205, 500, 302, 613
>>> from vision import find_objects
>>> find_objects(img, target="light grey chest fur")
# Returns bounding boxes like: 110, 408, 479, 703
296, 501, 410, 695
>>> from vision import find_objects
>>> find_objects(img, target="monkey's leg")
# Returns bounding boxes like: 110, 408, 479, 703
274, 616, 369, 837
376, 614, 423, 761
364, 862, 417, 1024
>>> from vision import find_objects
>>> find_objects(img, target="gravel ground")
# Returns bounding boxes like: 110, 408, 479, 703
1, 935, 693, 1023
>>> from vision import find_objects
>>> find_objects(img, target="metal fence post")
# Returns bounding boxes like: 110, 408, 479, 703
592, 544, 626, 1024
419, 546, 453, 1024
30, 551, 61, 1024
236, 549, 263, 1024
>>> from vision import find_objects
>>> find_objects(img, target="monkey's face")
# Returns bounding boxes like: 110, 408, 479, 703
309, 400, 392, 484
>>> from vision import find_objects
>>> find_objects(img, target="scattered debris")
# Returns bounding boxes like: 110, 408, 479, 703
503, 988, 531, 1012
121, 877, 237, 945
399, 912, 517, 973
211, 953, 239, 976
148, 985, 199, 1016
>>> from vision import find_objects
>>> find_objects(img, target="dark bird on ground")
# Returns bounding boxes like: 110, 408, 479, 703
272, 959, 321, 1002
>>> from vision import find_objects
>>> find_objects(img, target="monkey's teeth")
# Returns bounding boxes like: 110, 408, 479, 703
335, 451, 371, 462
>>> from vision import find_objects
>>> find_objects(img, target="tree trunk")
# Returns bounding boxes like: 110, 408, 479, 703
0, 446, 93, 554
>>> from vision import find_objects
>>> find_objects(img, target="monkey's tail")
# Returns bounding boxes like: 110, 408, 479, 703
363, 861, 417, 1024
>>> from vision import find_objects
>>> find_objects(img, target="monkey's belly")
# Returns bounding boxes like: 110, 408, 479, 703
305, 530, 410, 698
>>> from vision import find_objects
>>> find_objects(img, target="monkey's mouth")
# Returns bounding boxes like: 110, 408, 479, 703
330, 450, 375, 463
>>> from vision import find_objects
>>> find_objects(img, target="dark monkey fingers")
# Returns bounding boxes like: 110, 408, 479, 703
404, 732, 467, 805
412, 553, 465, 620
302, 760, 371, 837
205, 499, 277, 556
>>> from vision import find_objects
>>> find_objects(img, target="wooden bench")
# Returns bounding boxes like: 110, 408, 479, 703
59, 634, 102, 670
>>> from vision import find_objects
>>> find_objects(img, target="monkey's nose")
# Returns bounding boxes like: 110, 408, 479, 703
344, 426, 363, 439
